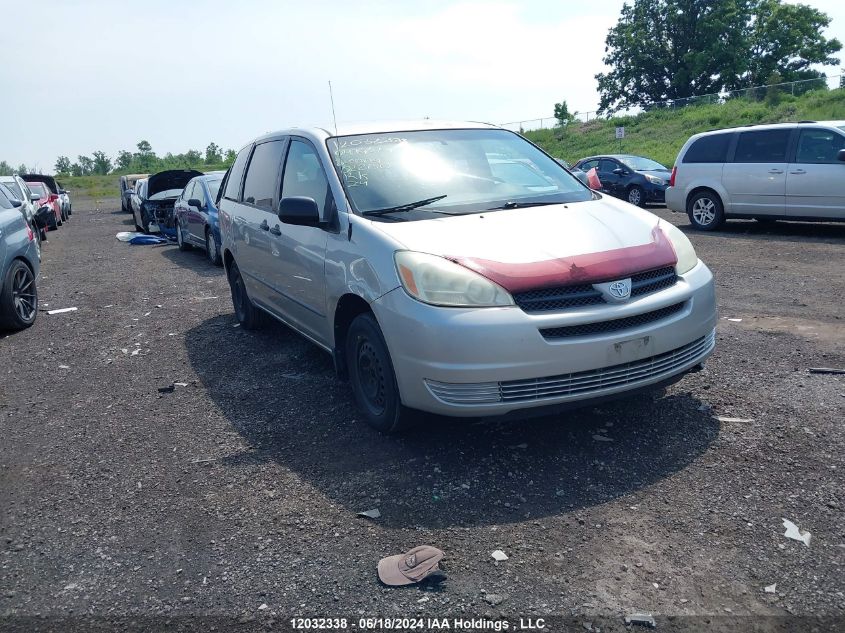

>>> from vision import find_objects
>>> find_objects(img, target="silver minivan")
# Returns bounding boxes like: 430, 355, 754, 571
666, 121, 845, 229
219, 121, 716, 432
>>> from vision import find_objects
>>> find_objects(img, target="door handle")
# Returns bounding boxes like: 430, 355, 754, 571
260, 219, 269, 231
269, 225, 282, 236
789, 169, 806, 175
768, 169, 784, 174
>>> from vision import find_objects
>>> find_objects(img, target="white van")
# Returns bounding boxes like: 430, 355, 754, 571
665, 121, 845, 229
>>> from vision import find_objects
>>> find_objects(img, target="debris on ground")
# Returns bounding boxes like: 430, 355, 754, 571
624, 613, 656, 628
491, 549, 508, 561
765, 583, 777, 593
377, 546, 444, 586
482, 593, 505, 606
157, 385, 175, 394
357, 509, 381, 520
809, 367, 845, 375
58, 365, 70, 370
724, 317, 743, 322
115, 231, 141, 242
715, 415, 755, 423
592, 434, 614, 442
46, 307, 77, 315
782, 518, 812, 547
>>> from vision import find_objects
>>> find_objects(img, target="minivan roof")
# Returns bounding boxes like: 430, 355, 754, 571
695, 120, 845, 135
251, 120, 499, 145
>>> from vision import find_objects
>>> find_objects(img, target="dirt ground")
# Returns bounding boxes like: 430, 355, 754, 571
1, 197, 843, 631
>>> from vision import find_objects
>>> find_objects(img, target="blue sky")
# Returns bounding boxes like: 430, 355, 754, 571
2, 0, 843, 172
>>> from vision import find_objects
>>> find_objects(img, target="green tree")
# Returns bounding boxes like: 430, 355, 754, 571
78, 155, 94, 175
596, 0, 841, 113
205, 142, 222, 163
116, 150, 132, 171
224, 149, 237, 163
553, 100, 576, 127
136, 140, 153, 155
70, 163, 83, 177
0, 161, 12, 176
134, 140, 157, 171
92, 151, 112, 175
17, 164, 29, 174
55, 156, 72, 174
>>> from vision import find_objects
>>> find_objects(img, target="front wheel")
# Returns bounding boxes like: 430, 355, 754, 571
346, 313, 414, 434
176, 222, 191, 251
627, 185, 645, 207
0, 260, 37, 331
687, 191, 725, 231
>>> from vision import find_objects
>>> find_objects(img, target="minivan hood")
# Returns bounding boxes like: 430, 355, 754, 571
148, 169, 203, 198
370, 199, 677, 291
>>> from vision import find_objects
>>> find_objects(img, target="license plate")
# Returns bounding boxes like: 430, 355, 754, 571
607, 335, 654, 363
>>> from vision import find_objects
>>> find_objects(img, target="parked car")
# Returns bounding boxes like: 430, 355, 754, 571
555, 158, 589, 186
57, 180, 72, 217
0, 176, 41, 239
25, 181, 62, 230
666, 121, 845, 230
219, 121, 716, 433
131, 169, 203, 236
574, 155, 670, 206
120, 173, 148, 213
173, 173, 226, 265
0, 184, 40, 330
0, 182, 40, 261
21, 174, 69, 222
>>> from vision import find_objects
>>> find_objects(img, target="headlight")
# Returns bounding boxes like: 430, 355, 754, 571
662, 222, 698, 275
394, 251, 514, 307
645, 174, 665, 185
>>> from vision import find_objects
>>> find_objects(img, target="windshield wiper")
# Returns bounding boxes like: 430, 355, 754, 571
487, 200, 562, 210
363, 195, 448, 217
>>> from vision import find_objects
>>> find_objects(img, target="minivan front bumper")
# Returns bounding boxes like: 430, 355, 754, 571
372, 261, 716, 417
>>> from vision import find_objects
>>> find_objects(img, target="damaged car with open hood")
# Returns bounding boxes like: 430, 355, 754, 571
131, 169, 202, 237
218, 121, 717, 433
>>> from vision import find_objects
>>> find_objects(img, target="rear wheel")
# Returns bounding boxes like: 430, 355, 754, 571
687, 190, 725, 231
227, 261, 265, 330
206, 228, 222, 266
0, 260, 37, 331
176, 222, 191, 251
345, 313, 413, 434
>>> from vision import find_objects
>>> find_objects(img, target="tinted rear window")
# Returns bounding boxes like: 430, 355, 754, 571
683, 134, 731, 163
733, 129, 791, 163
223, 146, 252, 201
242, 140, 285, 210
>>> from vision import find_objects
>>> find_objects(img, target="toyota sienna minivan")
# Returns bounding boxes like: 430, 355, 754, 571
666, 121, 845, 229
218, 121, 716, 433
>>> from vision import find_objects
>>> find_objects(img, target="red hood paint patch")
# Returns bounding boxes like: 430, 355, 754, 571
447, 226, 677, 293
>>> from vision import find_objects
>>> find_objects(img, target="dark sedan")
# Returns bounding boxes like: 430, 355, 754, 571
173, 172, 225, 265
574, 154, 670, 207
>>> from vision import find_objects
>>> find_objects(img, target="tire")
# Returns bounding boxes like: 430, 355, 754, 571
0, 260, 37, 331
687, 190, 725, 231
227, 260, 265, 330
345, 313, 413, 434
206, 228, 222, 266
626, 185, 645, 207
176, 222, 191, 251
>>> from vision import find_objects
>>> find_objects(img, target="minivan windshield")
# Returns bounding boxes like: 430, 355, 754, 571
326, 128, 592, 219
620, 156, 668, 171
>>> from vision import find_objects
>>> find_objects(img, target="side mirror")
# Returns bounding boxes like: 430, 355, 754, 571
278, 196, 321, 227
30, 193, 40, 202
838, 149, 845, 162
10, 198, 22, 208
612, 168, 625, 175
59, 189, 67, 194
188, 198, 204, 209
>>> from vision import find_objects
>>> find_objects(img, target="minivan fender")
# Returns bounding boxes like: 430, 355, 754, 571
683, 181, 732, 215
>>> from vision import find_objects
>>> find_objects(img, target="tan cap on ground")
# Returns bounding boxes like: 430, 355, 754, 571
377, 545, 444, 586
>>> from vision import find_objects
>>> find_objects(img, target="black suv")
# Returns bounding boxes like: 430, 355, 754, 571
574, 154, 670, 207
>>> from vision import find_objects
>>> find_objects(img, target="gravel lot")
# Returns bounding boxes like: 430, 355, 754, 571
1, 197, 843, 631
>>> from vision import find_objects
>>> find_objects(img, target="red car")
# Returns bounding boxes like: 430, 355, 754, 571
25, 181, 62, 230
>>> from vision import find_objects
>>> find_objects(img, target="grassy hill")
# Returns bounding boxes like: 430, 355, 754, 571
526, 88, 845, 167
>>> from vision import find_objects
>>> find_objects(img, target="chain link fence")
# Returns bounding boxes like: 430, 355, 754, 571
500, 73, 843, 133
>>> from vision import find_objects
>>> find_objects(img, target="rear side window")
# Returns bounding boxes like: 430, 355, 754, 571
795, 129, 845, 164
4, 180, 24, 199
224, 146, 252, 201
242, 140, 286, 210
733, 129, 791, 163
683, 134, 731, 163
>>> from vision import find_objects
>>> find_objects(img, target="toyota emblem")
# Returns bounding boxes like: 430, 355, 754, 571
608, 280, 631, 299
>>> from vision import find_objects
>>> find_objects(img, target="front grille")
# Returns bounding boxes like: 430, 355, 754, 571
513, 266, 677, 313
540, 301, 686, 340
425, 330, 715, 406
